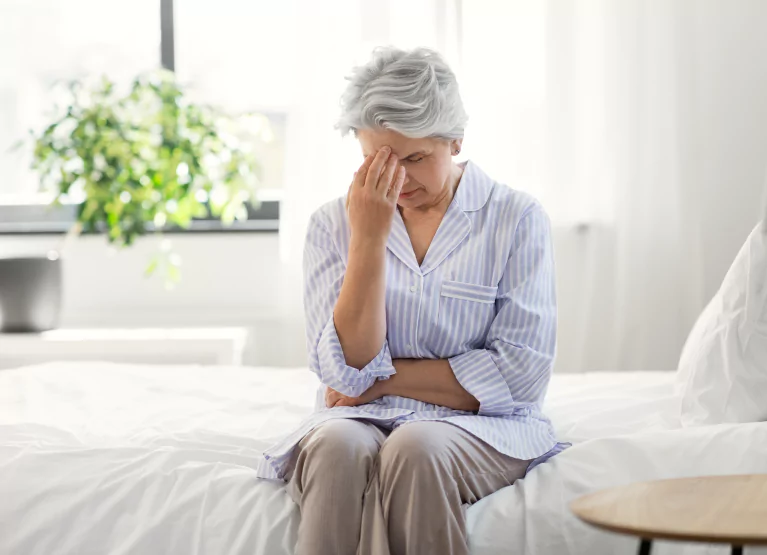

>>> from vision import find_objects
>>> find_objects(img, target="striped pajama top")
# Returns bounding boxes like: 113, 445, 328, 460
256, 159, 569, 481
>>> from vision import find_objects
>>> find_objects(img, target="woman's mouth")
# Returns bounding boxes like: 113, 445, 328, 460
399, 190, 417, 199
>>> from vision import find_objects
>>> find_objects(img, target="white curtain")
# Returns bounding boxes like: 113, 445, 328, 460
528, 0, 707, 372
459, 0, 767, 371
280, 0, 767, 372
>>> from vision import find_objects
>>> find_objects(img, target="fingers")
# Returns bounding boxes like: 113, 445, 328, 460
335, 396, 356, 407
387, 165, 407, 200
345, 174, 354, 211
353, 155, 375, 189
354, 147, 402, 195
377, 152, 400, 193
325, 387, 338, 408
364, 147, 392, 189
325, 386, 363, 408
326, 387, 350, 408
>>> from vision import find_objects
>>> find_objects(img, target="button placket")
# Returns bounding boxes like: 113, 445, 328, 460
408, 274, 423, 356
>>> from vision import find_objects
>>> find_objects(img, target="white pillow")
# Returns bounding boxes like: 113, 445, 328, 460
676, 221, 767, 426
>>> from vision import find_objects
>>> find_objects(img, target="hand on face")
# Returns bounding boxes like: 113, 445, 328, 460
345, 146, 406, 245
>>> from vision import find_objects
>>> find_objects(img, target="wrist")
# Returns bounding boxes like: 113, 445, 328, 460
380, 359, 408, 397
376, 373, 396, 397
350, 234, 387, 253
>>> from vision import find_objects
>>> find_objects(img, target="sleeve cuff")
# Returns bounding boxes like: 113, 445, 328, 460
448, 349, 517, 417
316, 315, 396, 397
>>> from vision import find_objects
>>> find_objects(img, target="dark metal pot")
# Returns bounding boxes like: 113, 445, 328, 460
0, 255, 62, 333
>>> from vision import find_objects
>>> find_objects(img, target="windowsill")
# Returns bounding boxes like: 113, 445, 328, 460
0, 221, 279, 235
0, 201, 279, 235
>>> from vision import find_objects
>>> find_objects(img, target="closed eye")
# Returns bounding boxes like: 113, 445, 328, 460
406, 156, 424, 163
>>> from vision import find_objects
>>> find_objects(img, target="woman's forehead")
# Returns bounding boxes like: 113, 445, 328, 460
357, 128, 436, 156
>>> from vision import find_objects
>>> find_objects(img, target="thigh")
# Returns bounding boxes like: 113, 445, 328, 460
382, 421, 530, 502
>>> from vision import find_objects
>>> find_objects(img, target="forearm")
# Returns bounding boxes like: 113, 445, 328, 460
333, 238, 387, 369
381, 359, 480, 412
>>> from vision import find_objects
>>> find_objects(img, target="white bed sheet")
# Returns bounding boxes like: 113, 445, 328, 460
1, 362, 765, 555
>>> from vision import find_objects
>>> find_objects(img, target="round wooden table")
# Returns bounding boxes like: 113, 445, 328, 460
570, 475, 767, 555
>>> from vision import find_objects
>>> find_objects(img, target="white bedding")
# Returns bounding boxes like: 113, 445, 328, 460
1, 362, 765, 555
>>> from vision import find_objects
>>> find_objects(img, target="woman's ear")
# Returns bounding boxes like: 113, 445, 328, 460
451, 139, 463, 156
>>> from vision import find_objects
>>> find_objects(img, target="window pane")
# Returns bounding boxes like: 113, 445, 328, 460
0, 0, 160, 198
175, 0, 298, 194
175, 0, 297, 111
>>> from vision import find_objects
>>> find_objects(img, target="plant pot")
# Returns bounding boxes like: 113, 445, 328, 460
0, 256, 62, 333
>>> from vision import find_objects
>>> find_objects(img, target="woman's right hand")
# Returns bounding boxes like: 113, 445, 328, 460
346, 147, 407, 245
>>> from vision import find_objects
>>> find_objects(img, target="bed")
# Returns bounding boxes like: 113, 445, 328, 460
1, 362, 766, 555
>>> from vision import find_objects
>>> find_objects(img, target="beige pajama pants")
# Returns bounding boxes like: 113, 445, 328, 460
284, 419, 531, 555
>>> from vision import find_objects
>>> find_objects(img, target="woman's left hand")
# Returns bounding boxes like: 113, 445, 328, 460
325, 380, 388, 408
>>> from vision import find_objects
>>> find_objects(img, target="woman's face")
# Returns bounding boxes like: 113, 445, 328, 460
357, 128, 461, 210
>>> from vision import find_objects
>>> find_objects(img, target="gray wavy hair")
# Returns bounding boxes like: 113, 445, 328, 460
335, 46, 468, 140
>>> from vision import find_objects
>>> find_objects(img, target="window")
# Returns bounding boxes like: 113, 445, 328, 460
174, 0, 292, 203
0, 0, 280, 232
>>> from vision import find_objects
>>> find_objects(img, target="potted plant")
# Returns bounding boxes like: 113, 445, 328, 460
0, 70, 266, 332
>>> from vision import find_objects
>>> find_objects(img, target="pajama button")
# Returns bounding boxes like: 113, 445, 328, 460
409, 285, 417, 292
406, 344, 412, 350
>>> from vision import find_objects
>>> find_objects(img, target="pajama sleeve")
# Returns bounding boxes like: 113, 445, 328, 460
448, 205, 557, 417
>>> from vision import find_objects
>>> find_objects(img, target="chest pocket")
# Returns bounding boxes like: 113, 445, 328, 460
438, 280, 499, 348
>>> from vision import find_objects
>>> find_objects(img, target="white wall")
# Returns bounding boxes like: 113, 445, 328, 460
0, 232, 308, 367
687, 0, 767, 297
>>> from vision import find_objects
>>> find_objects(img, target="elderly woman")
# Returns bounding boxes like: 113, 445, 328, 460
256, 46, 568, 555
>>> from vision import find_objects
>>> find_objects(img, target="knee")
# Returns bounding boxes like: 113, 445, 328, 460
302, 419, 380, 475
378, 422, 448, 477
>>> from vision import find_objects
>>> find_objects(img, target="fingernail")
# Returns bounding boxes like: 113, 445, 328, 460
382, 146, 391, 154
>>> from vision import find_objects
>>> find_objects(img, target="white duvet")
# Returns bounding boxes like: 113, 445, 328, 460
1, 362, 765, 555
